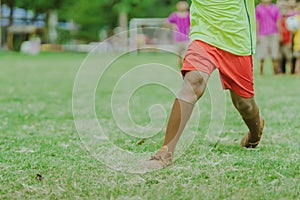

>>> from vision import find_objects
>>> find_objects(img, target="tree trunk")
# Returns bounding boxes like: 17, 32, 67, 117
119, 11, 128, 31
7, 0, 15, 26
118, 11, 128, 50
48, 10, 58, 44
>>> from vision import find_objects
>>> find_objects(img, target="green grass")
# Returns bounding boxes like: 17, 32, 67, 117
0, 51, 299, 199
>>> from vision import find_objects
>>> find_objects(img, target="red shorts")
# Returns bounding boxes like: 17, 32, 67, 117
182, 40, 254, 98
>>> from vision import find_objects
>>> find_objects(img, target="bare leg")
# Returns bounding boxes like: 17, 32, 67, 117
143, 71, 209, 169
291, 56, 296, 74
259, 59, 264, 76
287, 60, 292, 74
162, 99, 193, 153
272, 59, 280, 75
164, 70, 209, 153
178, 54, 184, 68
280, 57, 286, 74
178, 44, 187, 68
230, 90, 263, 147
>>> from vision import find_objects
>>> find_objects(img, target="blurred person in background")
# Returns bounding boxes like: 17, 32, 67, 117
291, 1, 300, 74
287, 0, 298, 17
167, 1, 190, 66
277, 0, 287, 10
256, 0, 282, 75
279, 6, 294, 74
286, 0, 299, 74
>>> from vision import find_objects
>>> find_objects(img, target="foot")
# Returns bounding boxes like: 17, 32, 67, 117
142, 146, 173, 170
240, 119, 265, 148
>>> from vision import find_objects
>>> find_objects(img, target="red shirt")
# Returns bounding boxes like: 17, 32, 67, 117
281, 19, 291, 44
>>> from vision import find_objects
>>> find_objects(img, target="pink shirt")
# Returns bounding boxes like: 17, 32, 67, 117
168, 12, 190, 42
256, 3, 281, 36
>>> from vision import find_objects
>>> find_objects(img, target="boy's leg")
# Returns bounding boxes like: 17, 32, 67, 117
163, 70, 209, 153
143, 70, 209, 168
229, 90, 264, 148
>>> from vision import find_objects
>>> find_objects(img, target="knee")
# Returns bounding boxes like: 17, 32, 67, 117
185, 71, 208, 97
233, 98, 254, 115
177, 71, 208, 103
187, 71, 206, 87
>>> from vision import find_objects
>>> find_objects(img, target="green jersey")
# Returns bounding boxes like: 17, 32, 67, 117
189, 0, 256, 56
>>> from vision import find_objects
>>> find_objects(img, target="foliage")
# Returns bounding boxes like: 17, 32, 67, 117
1, 0, 72, 23
65, 0, 191, 42
64, 0, 115, 42
55, 27, 72, 44
16, 0, 61, 14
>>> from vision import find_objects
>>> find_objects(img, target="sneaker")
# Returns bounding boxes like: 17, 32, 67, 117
142, 146, 173, 170
240, 119, 265, 148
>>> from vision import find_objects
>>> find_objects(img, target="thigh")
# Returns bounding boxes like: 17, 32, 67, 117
215, 51, 254, 98
181, 40, 216, 76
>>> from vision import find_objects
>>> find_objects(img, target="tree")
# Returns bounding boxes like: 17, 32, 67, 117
66, 0, 189, 42
1, 0, 16, 26
16, 0, 72, 22
1, 0, 73, 25
65, 0, 116, 42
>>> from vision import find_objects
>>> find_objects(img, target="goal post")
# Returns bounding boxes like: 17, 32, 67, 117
129, 18, 177, 53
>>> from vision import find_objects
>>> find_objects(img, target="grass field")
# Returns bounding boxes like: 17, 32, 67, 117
0, 51, 300, 199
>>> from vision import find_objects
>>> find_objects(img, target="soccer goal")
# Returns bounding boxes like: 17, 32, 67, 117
129, 18, 177, 53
